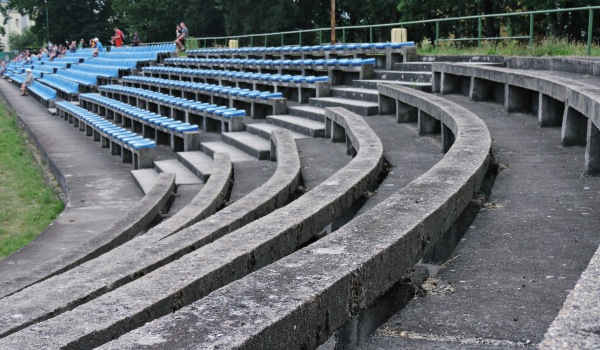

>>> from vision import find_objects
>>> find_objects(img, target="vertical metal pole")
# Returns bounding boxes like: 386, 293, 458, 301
299, 32, 302, 46
45, 0, 50, 46
331, 0, 336, 44
319, 30, 322, 45
250, 36, 253, 47
435, 20, 439, 47
478, 17, 482, 50
588, 8, 593, 56
370, 27, 373, 43
529, 13, 534, 47
342, 28, 345, 43
264, 35, 267, 47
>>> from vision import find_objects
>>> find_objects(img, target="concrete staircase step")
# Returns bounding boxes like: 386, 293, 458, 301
373, 70, 432, 82
221, 131, 272, 160
392, 62, 433, 71
130, 168, 161, 195
154, 159, 203, 185
353, 79, 432, 92
308, 97, 379, 116
330, 86, 379, 102
245, 121, 312, 140
287, 105, 326, 122
266, 115, 325, 138
176, 151, 214, 183
200, 141, 258, 163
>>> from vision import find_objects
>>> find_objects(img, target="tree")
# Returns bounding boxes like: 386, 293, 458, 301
8, 27, 39, 51
8, 0, 115, 46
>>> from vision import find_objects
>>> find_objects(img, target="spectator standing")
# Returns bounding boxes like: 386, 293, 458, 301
175, 22, 188, 53
21, 68, 34, 96
69, 40, 77, 53
112, 27, 124, 47
78, 39, 85, 49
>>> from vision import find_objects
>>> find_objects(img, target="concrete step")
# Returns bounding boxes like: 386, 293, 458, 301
130, 168, 161, 195
373, 70, 432, 82
245, 121, 312, 140
308, 96, 379, 116
287, 105, 326, 123
200, 141, 257, 163
266, 115, 326, 138
154, 159, 203, 185
392, 62, 433, 71
353, 79, 432, 92
330, 86, 379, 103
176, 151, 214, 183
221, 131, 272, 160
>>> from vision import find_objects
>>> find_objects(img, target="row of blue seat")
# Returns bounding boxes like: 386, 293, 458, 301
98, 85, 248, 119
165, 57, 376, 67
124, 75, 285, 100
110, 43, 176, 54
55, 101, 156, 150
188, 41, 415, 55
141, 66, 329, 84
38, 75, 80, 95
55, 69, 98, 87
80, 58, 139, 69
69, 64, 121, 78
79, 93, 202, 133
28, 81, 58, 103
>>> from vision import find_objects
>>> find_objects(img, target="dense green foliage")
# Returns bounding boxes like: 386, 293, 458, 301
0, 104, 63, 260
5, 0, 600, 47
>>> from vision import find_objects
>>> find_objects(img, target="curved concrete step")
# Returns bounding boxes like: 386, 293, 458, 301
176, 151, 213, 183
200, 141, 257, 163
266, 115, 325, 138
221, 131, 271, 160
354, 79, 432, 92
287, 105, 326, 122
309, 96, 379, 116
131, 168, 161, 195
331, 86, 379, 102
245, 121, 311, 140
154, 159, 203, 185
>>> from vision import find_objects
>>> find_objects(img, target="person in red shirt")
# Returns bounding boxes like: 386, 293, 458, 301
112, 27, 124, 47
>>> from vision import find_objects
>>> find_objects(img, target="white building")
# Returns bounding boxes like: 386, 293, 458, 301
0, 0, 33, 53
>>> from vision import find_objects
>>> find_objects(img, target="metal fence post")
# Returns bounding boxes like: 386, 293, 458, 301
478, 17, 482, 49
435, 20, 439, 47
588, 8, 593, 56
529, 13, 534, 47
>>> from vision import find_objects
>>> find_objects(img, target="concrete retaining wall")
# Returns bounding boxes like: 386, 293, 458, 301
432, 62, 600, 175
0, 109, 385, 348
0, 129, 301, 338
0, 172, 176, 298
96, 91, 491, 349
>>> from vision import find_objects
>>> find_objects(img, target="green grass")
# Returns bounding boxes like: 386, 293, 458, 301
0, 103, 64, 260
418, 36, 600, 57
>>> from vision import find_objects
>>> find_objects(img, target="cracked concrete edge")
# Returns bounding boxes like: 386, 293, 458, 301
97, 104, 484, 349
539, 245, 600, 350
0, 108, 384, 349
0, 172, 176, 298
431, 62, 600, 131
0, 129, 301, 339
144, 152, 232, 240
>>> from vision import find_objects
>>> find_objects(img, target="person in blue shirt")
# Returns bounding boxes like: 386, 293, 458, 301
93, 38, 104, 57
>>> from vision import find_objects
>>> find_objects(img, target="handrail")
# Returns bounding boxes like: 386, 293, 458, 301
194, 6, 599, 56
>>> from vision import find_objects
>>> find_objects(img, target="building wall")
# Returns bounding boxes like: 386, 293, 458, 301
0, 1, 34, 53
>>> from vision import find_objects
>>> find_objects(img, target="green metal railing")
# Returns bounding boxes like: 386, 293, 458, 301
196, 6, 599, 55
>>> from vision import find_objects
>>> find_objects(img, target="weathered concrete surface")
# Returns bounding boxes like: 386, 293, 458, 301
364, 94, 599, 349
0, 108, 384, 349
0, 130, 302, 338
0, 172, 175, 298
540, 245, 600, 349
0, 77, 144, 297
97, 90, 491, 349
141, 153, 231, 240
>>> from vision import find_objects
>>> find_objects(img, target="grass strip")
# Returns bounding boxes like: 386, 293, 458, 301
0, 102, 64, 260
